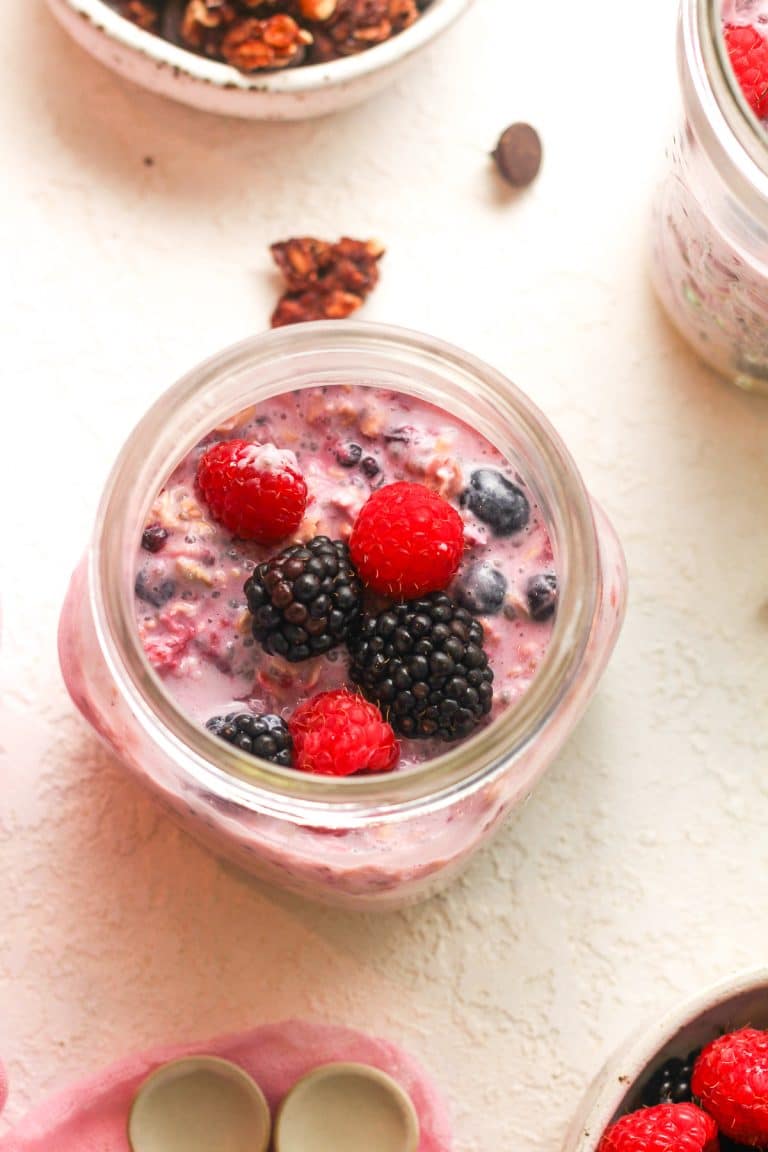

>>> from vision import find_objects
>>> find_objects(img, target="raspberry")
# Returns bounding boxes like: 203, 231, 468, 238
289, 689, 399, 776
692, 1027, 768, 1147
349, 481, 464, 599
598, 1103, 718, 1152
197, 440, 307, 544
724, 23, 768, 119
138, 612, 196, 673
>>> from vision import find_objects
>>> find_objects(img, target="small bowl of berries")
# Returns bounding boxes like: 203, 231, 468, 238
58, 321, 626, 908
566, 969, 768, 1152
45, 0, 475, 120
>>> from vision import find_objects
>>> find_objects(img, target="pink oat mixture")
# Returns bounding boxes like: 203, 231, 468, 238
134, 384, 557, 769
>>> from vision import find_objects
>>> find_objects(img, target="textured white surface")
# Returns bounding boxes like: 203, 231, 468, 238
1, 2, 767, 1150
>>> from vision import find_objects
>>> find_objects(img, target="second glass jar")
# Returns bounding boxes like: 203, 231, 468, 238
652, 0, 768, 393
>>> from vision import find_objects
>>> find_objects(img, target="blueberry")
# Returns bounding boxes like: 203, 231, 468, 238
361, 457, 380, 477
527, 573, 557, 621
456, 563, 507, 615
135, 570, 176, 607
462, 469, 530, 535
141, 524, 169, 553
335, 441, 362, 468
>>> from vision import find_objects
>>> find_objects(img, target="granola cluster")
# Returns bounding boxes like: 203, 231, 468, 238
114, 0, 432, 70
270, 236, 385, 327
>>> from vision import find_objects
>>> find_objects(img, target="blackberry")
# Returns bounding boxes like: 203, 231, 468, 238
461, 468, 530, 535
641, 1050, 700, 1107
527, 573, 558, 622
347, 592, 494, 742
206, 712, 292, 767
244, 536, 362, 662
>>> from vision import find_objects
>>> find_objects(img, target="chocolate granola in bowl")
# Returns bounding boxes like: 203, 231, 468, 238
110, 0, 435, 70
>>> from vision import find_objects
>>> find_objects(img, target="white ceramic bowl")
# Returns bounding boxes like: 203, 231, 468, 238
565, 968, 768, 1152
46, 0, 474, 119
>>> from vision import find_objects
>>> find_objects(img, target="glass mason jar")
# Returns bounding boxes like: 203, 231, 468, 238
58, 323, 627, 910
652, 0, 768, 393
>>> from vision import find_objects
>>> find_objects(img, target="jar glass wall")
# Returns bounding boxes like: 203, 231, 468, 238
651, 0, 768, 393
58, 323, 627, 910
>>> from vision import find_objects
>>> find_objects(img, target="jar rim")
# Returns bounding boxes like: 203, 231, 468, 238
683, 0, 768, 209
90, 321, 603, 821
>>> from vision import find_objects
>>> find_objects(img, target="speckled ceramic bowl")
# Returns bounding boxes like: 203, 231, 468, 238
45, 0, 474, 120
564, 968, 768, 1152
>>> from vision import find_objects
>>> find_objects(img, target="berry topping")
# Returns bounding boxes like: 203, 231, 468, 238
347, 592, 494, 741
724, 23, 768, 120
461, 469, 530, 536
349, 481, 465, 599
335, 441, 363, 468
244, 536, 362, 662
135, 568, 176, 607
361, 456, 380, 478
141, 523, 169, 553
598, 1103, 719, 1152
692, 1028, 768, 1147
641, 1050, 700, 1107
527, 573, 558, 622
139, 611, 196, 673
455, 562, 507, 615
197, 439, 308, 544
289, 689, 399, 776
206, 712, 292, 767
384, 426, 411, 444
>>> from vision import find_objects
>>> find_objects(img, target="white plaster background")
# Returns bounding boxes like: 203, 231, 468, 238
1, 1, 767, 1148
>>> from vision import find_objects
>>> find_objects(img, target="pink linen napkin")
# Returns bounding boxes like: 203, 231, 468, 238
0, 1020, 451, 1151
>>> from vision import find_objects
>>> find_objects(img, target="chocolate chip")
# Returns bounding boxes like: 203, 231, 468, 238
492, 123, 542, 188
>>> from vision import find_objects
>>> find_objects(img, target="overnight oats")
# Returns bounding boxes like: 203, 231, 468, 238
59, 323, 626, 909
651, 0, 768, 393
135, 385, 557, 774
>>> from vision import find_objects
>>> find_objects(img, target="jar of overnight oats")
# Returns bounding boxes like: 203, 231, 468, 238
58, 323, 627, 910
652, 0, 768, 393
